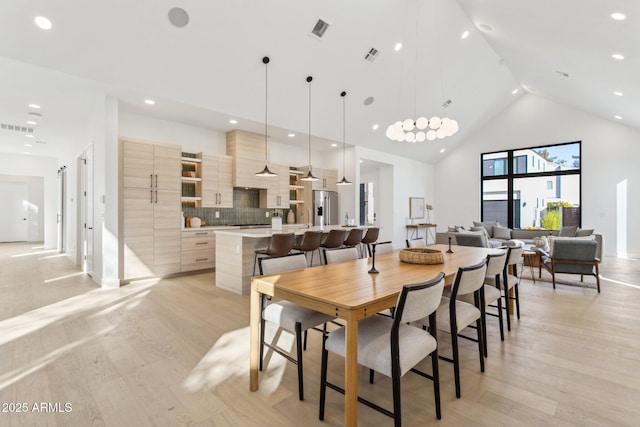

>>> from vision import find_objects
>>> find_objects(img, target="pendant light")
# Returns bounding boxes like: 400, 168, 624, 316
255, 56, 277, 177
336, 91, 352, 186
300, 76, 319, 181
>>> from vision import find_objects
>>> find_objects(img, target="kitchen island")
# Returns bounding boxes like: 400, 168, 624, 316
214, 225, 360, 295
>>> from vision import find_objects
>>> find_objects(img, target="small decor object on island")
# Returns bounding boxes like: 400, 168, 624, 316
272, 212, 282, 231
344, 212, 349, 226
287, 209, 295, 224
190, 217, 201, 228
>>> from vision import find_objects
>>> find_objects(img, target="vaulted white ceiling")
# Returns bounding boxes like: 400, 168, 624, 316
0, 0, 637, 161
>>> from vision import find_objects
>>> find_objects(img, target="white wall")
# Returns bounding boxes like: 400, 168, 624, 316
435, 94, 640, 257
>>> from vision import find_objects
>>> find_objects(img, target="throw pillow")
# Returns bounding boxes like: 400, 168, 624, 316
472, 220, 499, 238
575, 228, 594, 237
469, 226, 490, 242
558, 225, 578, 237
492, 226, 511, 240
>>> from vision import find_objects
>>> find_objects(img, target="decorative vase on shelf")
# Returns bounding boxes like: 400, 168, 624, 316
287, 210, 295, 224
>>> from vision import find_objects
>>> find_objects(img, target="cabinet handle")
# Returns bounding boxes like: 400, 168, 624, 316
150, 174, 153, 188
155, 174, 158, 188
195, 258, 208, 262
155, 190, 158, 203
195, 232, 208, 235
150, 189, 153, 203
195, 241, 208, 245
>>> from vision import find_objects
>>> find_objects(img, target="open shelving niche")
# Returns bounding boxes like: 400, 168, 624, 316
181, 153, 202, 207
289, 168, 307, 224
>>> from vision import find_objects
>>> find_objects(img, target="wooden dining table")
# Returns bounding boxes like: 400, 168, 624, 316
249, 244, 497, 426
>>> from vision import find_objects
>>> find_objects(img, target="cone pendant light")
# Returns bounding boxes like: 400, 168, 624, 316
300, 76, 319, 181
336, 91, 352, 186
255, 56, 277, 177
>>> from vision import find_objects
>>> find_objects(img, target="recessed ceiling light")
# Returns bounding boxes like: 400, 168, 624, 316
511, 89, 519, 95
372, 124, 379, 130
25, 134, 34, 138
613, 91, 623, 96
24, 143, 33, 147
229, 119, 238, 124
28, 104, 41, 109
394, 42, 402, 51
26, 120, 37, 125
440, 148, 445, 153
168, 7, 189, 28
331, 143, 338, 147
612, 53, 625, 60
23, 152, 31, 155
461, 30, 470, 39
614, 115, 623, 120
610, 12, 626, 21
144, 99, 155, 105
478, 23, 492, 32
287, 133, 295, 138
363, 96, 375, 106
34, 16, 52, 30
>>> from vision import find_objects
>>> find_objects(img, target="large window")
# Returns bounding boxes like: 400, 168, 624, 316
481, 142, 581, 230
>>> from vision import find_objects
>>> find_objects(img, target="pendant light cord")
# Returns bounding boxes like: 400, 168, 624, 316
308, 76, 312, 169
342, 93, 346, 174
264, 58, 268, 162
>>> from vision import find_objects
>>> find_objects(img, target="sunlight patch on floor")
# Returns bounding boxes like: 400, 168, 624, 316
44, 271, 86, 283
11, 249, 59, 258
600, 275, 640, 290
183, 324, 292, 396
0, 279, 158, 346
0, 325, 114, 391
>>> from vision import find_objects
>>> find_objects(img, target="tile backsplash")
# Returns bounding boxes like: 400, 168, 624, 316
182, 188, 292, 226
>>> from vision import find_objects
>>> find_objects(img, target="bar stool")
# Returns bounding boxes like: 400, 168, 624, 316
343, 228, 364, 250
319, 229, 346, 265
292, 230, 323, 267
253, 233, 295, 275
360, 227, 379, 257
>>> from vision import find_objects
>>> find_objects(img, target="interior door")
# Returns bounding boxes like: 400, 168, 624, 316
0, 181, 28, 242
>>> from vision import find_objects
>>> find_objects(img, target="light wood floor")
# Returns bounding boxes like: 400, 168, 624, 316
1, 243, 639, 426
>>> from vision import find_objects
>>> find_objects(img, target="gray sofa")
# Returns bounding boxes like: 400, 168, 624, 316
436, 227, 603, 259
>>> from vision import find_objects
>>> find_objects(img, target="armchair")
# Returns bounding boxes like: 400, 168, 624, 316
539, 239, 600, 292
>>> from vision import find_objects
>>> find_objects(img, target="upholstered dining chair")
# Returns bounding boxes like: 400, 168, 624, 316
406, 238, 426, 248
539, 239, 600, 292
320, 272, 445, 425
486, 244, 524, 331
432, 259, 487, 398
319, 229, 347, 264
292, 230, 324, 267
324, 246, 359, 264
459, 250, 509, 356
360, 227, 380, 257
343, 228, 364, 250
253, 232, 295, 275
258, 253, 334, 401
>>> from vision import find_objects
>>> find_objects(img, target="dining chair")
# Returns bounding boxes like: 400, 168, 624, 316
486, 244, 524, 331
292, 230, 324, 266
324, 246, 359, 264
406, 238, 426, 248
319, 229, 347, 264
432, 259, 487, 398
253, 232, 295, 275
258, 253, 335, 401
459, 250, 509, 356
360, 227, 380, 257
319, 272, 445, 425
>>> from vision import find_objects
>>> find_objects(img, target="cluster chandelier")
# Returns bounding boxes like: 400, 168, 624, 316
385, 116, 458, 142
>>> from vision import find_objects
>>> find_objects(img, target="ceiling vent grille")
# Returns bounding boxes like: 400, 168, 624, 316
28, 112, 43, 117
0, 123, 34, 133
311, 18, 329, 38
364, 48, 379, 63
441, 99, 452, 108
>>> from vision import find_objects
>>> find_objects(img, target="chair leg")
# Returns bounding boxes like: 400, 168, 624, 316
309, 250, 314, 267
514, 284, 521, 319
595, 263, 601, 293
451, 332, 461, 398
295, 322, 304, 401
318, 344, 328, 419
259, 317, 266, 371
253, 253, 259, 275
481, 292, 488, 358
504, 288, 511, 331
496, 295, 505, 341
392, 370, 402, 427
476, 318, 485, 373
303, 330, 308, 351
551, 271, 556, 289
369, 369, 375, 384
431, 349, 442, 420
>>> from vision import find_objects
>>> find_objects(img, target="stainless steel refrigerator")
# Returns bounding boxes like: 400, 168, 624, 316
313, 190, 338, 226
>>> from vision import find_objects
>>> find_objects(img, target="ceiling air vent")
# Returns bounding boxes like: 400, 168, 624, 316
364, 48, 379, 63
311, 18, 329, 39
442, 99, 452, 108
28, 112, 43, 117
0, 123, 35, 133
556, 70, 570, 78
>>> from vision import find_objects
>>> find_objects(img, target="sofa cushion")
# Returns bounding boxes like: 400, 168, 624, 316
473, 220, 499, 238
559, 225, 578, 237
548, 235, 595, 257
575, 228, 594, 237
492, 226, 511, 240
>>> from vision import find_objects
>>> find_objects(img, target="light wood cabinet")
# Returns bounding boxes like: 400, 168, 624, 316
121, 139, 181, 280
259, 164, 290, 208
300, 166, 338, 192
181, 229, 215, 272
201, 154, 233, 208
